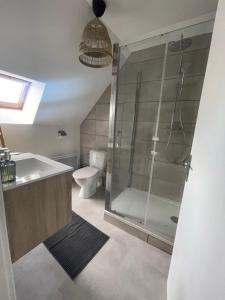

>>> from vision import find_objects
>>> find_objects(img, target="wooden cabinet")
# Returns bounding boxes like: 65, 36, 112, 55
3, 172, 73, 262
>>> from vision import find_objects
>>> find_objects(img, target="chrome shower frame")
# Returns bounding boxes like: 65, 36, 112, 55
104, 42, 174, 254
165, 35, 193, 158
105, 43, 120, 211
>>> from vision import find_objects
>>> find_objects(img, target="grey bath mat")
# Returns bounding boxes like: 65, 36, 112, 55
44, 212, 109, 279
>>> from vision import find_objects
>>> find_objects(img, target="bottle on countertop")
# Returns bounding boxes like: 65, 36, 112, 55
0, 153, 5, 169
0, 150, 16, 184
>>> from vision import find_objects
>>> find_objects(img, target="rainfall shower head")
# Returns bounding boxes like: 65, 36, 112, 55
169, 36, 192, 52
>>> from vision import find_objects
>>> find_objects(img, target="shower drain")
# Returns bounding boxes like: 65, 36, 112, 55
170, 216, 178, 224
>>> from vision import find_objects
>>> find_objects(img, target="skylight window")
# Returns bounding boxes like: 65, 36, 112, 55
0, 70, 45, 124
0, 74, 31, 109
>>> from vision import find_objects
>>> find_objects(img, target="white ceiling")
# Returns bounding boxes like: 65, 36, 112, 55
88, 0, 218, 42
0, 0, 218, 127
0, 0, 118, 126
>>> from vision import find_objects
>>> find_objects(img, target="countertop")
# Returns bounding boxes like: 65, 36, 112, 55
3, 153, 74, 192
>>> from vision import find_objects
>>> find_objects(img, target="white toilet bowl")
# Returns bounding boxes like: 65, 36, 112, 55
73, 150, 106, 198
73, 166, 100, 198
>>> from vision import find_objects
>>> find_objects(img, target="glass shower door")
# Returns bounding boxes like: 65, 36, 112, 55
110, 61, 141, 221
108, 25, 212, 244
111, 42, 167, 224
145, 31, 212, 242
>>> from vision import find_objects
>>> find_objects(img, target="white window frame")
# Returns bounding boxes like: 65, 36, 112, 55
0, 70, 45, 125
0, 74, 31, 110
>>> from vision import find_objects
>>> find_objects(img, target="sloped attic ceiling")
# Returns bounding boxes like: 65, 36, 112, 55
0, 0, 218, 127
0, 0, 119, 127
86, 0, 218, 42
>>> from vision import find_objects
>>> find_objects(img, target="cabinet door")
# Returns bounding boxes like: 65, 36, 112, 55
4, 172, 72, 262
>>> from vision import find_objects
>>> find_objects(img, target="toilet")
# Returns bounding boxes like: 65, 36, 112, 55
73, 150, 107, 198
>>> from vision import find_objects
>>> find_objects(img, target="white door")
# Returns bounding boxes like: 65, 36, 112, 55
168, 1, 225, 299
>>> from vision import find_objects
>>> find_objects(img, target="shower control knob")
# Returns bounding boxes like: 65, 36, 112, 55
151, 150, 157, 156
183, 154, 193, 182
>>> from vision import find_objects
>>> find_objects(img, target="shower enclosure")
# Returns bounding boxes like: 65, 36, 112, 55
105, 21, 214, 250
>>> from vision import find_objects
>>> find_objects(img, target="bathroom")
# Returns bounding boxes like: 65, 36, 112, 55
1, 0, 225, 300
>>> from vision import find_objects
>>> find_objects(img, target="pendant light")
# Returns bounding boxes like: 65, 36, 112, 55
79, 0, 113, 68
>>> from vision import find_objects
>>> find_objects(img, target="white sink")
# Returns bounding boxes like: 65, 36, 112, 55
2, 153, 73, 191
16, 158, 53, 179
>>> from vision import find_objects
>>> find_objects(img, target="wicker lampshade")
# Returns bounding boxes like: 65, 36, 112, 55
79, 18, 113, 68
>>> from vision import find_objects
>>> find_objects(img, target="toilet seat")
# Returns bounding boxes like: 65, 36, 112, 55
73, 166, 98, 180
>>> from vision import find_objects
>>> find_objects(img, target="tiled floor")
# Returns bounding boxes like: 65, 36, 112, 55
13, 184, 171, 300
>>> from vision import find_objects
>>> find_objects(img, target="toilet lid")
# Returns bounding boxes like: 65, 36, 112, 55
73, 166, 99, 179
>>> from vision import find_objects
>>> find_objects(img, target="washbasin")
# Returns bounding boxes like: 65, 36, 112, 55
16, 158, 53, 179
2, 153, 73, 191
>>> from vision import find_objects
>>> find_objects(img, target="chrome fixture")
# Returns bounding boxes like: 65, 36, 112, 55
168, 36, 192, 52
58, 130, 67, 137
183, 154, 193, 181
165, 35, 192, 163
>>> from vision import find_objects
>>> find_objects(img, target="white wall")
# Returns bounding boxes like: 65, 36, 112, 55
2, 124, 80, 158
0, 182, 16, 300
168, 0, 225, 299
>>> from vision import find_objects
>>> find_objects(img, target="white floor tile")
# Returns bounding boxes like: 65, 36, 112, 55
13, 184, 170, 300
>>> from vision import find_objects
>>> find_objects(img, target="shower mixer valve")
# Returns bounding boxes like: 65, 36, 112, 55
183, 154, 193, 181
151, 150, 157, 156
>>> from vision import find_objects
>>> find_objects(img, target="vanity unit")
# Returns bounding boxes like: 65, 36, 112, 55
2, 153, 73, 263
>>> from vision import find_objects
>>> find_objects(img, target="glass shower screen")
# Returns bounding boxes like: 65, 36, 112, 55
107, 21, 213, 243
